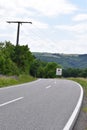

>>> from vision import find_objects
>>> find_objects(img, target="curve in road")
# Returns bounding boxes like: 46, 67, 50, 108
0, 79, 83, 130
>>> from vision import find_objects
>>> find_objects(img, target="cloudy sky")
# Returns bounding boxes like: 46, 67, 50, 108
0, 0, 87, 54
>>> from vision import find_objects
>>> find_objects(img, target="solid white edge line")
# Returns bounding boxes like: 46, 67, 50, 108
0, 97, 24, 107
63, 81, 84, 130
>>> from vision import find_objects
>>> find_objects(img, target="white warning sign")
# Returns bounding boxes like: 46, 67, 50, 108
56, 68, 62, 76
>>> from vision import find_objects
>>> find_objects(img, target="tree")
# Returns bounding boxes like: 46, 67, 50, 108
62, 68, 83, 78
0, 41, 15, 59
80, 68, 87, 78
44, 62, 61, 78
3, 58, 19, 75
37, 66, 45, 78
0, 41, 34, 75
0, 52, 19, 75
12, 45, 34, 73
30, 59, 41, 77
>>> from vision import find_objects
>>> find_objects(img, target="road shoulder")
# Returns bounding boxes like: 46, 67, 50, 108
73, 95, 87, 130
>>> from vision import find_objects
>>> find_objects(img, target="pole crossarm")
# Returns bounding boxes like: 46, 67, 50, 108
7, 21, 32, 24
7, 21, 32, 46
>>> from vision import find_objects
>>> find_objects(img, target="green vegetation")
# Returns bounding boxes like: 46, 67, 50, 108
0, 41, 62, 87
0, 41, 62, 78
63, 68, 87, 78
82, 107, 87, 113
0, 41, 34, 75
30, 59, 62, 78
0, 77, 18, 87
68, 78, 87, 115
33, 52, 87, 68
69, 78, 87, 96
33, 52, 87, 78
0, 75, 36, 88
0, 41, 38, 87
18, 74, 36, 83
1, 41, 87, 88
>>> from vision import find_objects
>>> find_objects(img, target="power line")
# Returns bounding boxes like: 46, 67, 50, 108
7, 21, 32, 46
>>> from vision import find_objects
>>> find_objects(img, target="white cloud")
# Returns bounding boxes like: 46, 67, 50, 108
17, 28, 87, 54
1, 0, 87, 54
56, 39, 87, 54
73, 13, 87, 21
23, 0, 77, 16
0, 0, 77, 17
55, 23, 87, 33
31, 20, 49, 29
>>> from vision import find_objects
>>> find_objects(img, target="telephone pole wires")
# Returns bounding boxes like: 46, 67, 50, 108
7, 21, 32, 46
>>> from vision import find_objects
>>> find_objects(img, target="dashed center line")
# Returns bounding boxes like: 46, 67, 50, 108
46, 85, 52, 89
54, 81, 56, 84
0, 97, 24, 107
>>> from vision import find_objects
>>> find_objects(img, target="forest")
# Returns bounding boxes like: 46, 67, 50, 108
0, 41, 87, 78
33, 52, 87, 68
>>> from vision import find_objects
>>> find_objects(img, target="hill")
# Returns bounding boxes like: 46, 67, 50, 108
33, 52, 87, 68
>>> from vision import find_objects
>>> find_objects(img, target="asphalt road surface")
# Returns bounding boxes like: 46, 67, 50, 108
0, 79, 83, 130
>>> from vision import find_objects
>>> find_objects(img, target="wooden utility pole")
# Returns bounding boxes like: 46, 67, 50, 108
7, 21, 32, 46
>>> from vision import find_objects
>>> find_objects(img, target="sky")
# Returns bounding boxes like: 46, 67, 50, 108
0, 0, 87, 54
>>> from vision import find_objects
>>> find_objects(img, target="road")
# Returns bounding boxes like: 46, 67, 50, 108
0, 79, 83, 130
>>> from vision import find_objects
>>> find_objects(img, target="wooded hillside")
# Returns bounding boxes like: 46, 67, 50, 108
33, 52, 87, 68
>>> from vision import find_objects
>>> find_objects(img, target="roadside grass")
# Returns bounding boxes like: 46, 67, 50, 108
68, 78, 87, 96
0, 75, 36, 88
18, 74, 36, 84
68, 78, 87, 115
82, 107, 87, 113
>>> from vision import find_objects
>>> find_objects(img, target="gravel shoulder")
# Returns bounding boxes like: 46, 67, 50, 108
73, 94, 87, 130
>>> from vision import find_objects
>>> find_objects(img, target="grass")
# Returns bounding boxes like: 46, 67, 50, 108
82, 107, 87, 113
68, 78, 87, 96
68, 78, 87, 115
0, 75, 36, 88
18, 74, 36, 84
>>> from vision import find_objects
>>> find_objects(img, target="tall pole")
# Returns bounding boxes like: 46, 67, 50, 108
16, 22, 20, 46
7, 21, 32, 46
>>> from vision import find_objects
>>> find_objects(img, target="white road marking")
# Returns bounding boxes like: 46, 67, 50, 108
63, 81, 83, 130
46, 85, 51, 89
54, 81, 56, 84
0, 97, 24, 107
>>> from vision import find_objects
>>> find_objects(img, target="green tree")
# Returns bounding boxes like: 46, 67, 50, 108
0, 53, 5, 74
80, 68, 87, 78
37, 66, 45, 78
0, 41, 34, 75
13, 45, 34, 74
0, 52, 19, 75
3, 58, 19, 75
44, 62, 61, 78
63, 68, 83, 78
0, 41, 15, 59
30, 59, 41, 77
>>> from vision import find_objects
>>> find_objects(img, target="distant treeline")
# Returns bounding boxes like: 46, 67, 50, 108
63, 68, 87, 78
33, 52, 87, 68
0, 41, 87, 78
